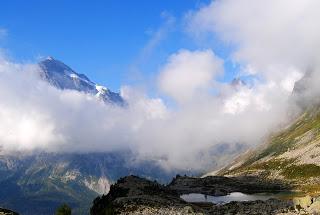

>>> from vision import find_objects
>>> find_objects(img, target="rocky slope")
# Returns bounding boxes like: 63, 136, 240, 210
168, 175, 289, 196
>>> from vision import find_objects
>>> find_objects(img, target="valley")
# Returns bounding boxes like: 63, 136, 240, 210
1, 58, 320, 214
1, 1, 320, 214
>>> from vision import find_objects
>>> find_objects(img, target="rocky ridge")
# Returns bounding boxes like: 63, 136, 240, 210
39, 57, 125, 106
0, 208, 18, 215
90, 175, 296, 215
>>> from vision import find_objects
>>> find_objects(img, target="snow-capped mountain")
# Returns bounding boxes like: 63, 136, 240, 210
38, 57, 125, 105
0, 58, 179, 214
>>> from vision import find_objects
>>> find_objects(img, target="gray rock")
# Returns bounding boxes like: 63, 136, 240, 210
90, 175, 295, 215
293, 195, 312, 210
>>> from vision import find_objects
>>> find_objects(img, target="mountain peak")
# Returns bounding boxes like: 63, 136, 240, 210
231, 78, 246, 87
38, 57, 125, 106
45, 56, 54, 61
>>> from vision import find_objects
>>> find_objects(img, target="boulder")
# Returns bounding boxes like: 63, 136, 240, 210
308, 200, 320, 214
293, 195, 312, 210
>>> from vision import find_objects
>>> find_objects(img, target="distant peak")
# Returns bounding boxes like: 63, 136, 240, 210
46, 56, 54, 61
231, 78, 246, 87
96, 85, 108, 92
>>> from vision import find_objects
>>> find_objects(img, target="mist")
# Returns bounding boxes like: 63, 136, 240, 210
1, 0, 319, 172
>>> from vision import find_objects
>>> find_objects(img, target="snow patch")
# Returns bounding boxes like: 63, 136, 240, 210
95, 85, 110, 99
70, 73, 79, 79
46, 56, 54, 61
96, 85, 108, 93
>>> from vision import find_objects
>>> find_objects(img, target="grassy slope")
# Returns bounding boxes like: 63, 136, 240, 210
220, 107, 320, 195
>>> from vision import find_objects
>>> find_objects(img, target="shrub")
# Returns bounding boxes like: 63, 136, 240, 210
56, 203, 72, 215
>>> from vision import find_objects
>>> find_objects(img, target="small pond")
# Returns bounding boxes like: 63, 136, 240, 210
180, 192, 276, 204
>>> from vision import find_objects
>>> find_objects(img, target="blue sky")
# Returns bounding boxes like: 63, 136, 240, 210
0, 0, 236, 92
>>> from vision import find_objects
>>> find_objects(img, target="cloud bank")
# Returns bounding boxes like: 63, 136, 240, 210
187, 0, 320, 80
158, 49, 223, 103
1, 0, 319, 172
0, 52, 293, 172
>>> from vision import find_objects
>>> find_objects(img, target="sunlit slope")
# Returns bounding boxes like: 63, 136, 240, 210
219, 106, 320, 194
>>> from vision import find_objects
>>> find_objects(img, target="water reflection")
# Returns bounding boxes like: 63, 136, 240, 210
180, 192, 275, 204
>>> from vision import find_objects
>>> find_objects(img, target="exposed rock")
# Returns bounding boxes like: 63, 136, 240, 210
208, 199, 293, 215
293, 196, 312, 210
90, 175, 190, 215
117, 206, 204, 215
308, 200, 320, 214
90, 175, 295, 215
0, 208, 19, 215
84, 176, 110, 194
168, 175, 290, 196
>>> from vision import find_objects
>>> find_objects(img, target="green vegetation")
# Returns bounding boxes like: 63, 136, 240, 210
236, 110, 320, 170
282, 164, 320, 179
257, 139, 294, 159
221, 108, 320, 195
250, 159, 293, 171
56, 203, 72, 215
245, 159, 320, 180
255, 111, 320, 159
300, 184, 320, 195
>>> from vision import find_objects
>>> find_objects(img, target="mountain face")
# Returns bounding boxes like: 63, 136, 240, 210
0, 152, 176, 215
0, 57, 252, 214
0, 57, 179, 215
39, 57, 125, 106
292, 69, 320, 109
215, 72, 320, 195
0, 153, 107, 214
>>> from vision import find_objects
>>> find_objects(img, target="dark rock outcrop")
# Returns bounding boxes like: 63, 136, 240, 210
90, 175, 294, 215
0, 207, 19, 215
90, 175, 189, 215
208, 199, 293, 215
168, 175, 290, 196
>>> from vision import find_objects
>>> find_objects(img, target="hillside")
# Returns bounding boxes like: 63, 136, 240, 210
0, 152, 178, 215
217, 106, 320, 195
214, 69, 320, 196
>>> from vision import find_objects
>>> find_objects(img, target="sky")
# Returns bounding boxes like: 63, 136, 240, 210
0, 0, 319, 172
0, 0, 214, 92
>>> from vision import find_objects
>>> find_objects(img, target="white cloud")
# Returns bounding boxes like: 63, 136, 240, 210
158, 49, 223, 103
0, 55, 295, 171
0, 1, 317, 172
187, 0, 320, 80
0, 59, 147, 152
